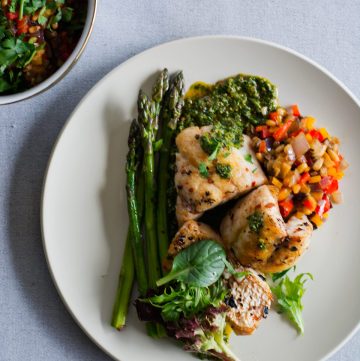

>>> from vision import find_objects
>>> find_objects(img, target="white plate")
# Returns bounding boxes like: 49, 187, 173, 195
41, 36, 360, 361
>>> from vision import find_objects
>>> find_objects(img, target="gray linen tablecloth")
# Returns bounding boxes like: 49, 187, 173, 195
1, 1, 359, 360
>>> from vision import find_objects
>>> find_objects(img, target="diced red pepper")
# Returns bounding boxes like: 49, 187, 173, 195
259, 140, 266, 153
303, 198, 314, 210
269, 111, 279, 122
299, 172, 310, 184
291, 104, 301, 117
290, 129, 304, 138
323, 194, 331, 213
6, 11, 18, 20
315, 194, 331, 217
255, 125, 270, 139
309, 129, 324, 142
319, 176, 338, 194
279, 199, 294, 218
273, 118, 293, 141
17, 16, 29, 35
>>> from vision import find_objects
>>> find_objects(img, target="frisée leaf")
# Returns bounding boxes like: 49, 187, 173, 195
271, 272, 313, 334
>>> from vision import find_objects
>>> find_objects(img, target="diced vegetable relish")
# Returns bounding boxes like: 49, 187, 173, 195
251, 105, 348, 228
0, 0, 87, 94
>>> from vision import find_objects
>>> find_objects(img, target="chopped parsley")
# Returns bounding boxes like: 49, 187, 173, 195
9, 0, 18, 13
247, 211, 264, 234
252, 167, 257, 173
0, 21, 37, 92
244, 153, 253, 163
215, 163, 231, 179
198, 162, 209, 178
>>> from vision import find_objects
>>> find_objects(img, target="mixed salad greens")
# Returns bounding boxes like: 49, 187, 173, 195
136, 239, 249, 361
109, 69, 334, 361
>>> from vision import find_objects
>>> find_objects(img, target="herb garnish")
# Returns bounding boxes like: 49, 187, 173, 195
199, 123, 242, 161
9, 0, 18, 13
247, 211, 264, 234
258, 239, 266, 250
244, 153, 253, 163
215, 163, 232, 179
0, 18, 36, 92
198, 162, 209, 178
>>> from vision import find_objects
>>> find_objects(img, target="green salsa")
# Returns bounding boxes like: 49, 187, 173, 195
180, 74, 278, 144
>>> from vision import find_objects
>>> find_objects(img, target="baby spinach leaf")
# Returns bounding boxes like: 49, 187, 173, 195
156, 240, 227, 287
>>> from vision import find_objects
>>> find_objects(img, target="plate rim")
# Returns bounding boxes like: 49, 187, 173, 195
40, 35, 360, 361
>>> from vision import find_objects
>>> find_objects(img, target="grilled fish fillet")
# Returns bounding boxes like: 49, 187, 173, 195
175, 126, 267, 225
263, 214, 313, 273
164, 220, 272, 335
220, 185, 313, 273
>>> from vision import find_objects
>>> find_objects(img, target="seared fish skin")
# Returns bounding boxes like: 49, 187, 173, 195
263, 214, 313, 273
164, 220, 272, 335
162, 220, 222, 272
220, 185, 313, 273
175, 126, 267, 225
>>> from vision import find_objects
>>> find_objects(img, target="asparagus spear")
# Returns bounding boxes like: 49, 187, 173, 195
156, 72, 185, 268
138, 69, 169, 288
111, 174, 144, 330
152, 68, 169, 125
112, 70, 169, 332
111, 233, 134, 330
124, 120, 148, 296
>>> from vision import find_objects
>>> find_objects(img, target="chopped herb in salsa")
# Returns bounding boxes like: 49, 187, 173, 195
247, 211, 264, 234
198, 162, 209, 178
215, 163, 231, 179
258, 239, 266, 250
199, 122, 242, 160
244, 153, 253, 163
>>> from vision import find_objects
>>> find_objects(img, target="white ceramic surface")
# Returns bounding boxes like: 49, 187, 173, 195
0, 0, 97, 105
41, 36, 360, 361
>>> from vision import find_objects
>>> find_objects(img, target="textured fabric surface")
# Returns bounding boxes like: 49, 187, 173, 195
0, 1, 359, 360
